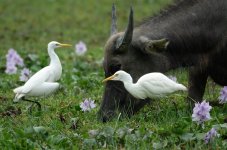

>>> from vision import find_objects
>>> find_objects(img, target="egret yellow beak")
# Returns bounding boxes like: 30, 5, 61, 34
59, 43, 72, 47
102, 74, 116, 83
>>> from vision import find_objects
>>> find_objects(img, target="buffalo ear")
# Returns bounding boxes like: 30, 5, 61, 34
139, 36, 169, 52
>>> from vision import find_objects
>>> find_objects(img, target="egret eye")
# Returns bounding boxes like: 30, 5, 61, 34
55, 44, 59, 46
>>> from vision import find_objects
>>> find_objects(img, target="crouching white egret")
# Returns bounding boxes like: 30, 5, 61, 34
103, 70, 187, 99
13, 41, 71, 111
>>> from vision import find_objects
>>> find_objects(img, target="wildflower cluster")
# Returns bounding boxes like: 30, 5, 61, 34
204, 128, 219, 144
192, 100, 212, 125
75, 41, 87, 56
5, 48, 31, 81
80, 98, 96, 112
219, 86, 227, 104
5, 48, 24, 74
19, 68, 31, 82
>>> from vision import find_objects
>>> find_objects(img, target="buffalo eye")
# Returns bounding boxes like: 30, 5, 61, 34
109, 64, 121, 75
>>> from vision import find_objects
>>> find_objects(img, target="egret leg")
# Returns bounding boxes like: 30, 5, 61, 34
22, 98, 41, 111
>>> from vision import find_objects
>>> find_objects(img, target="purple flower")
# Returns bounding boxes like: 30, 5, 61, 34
6, 49, 16, 61
168, 75, 177, 82
192, 100, 212, 125
6, 48, 24, 66
219, 86, 227, 104
75, 41, 87, 56
80, 98, 96, 112
5, 48, 24, 74
204, 128, 219, 144
5, 62, 17, 74
19, 68, 31, 82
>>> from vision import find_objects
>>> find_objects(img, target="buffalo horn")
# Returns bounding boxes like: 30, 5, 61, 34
116, 7, 134, 49
111, 4, 117, 35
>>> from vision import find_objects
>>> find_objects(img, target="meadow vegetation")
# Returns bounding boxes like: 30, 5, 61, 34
0, 0, 226, 149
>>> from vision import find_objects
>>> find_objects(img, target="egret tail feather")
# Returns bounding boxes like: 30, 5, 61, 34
13, 86, 24, 93
178, 84, 187, 91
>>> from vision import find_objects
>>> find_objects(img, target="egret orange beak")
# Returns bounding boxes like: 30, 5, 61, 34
102, 74, 116, 83
59, 43, 72, 47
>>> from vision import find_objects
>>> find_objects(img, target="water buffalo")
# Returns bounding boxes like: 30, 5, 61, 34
98, 0, 227, 122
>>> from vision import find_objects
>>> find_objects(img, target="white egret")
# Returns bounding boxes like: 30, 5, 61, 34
13, 41, 71, 110
103, 70, 187, 99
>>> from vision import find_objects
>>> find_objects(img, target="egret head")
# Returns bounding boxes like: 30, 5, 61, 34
48, 41, 72, 49
103, 70, 132, 83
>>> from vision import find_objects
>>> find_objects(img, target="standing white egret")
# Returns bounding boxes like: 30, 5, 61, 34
13, 41, 71, 110
103, 70, 187, 99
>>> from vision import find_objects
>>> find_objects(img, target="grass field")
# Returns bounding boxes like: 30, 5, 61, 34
0, 0, 226, 149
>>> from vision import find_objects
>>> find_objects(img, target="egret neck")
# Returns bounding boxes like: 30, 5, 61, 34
48, 45, 62, 80
122, 75, 145, 99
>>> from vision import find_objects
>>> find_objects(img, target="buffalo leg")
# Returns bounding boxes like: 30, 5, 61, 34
188, 67, 208, 109
131, 98, 151, 114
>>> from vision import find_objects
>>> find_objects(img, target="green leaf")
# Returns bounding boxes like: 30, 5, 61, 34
33, 126, 47, 133
220, 123, 227, 128
88, 130, 99, 138
83, 138, 97, 147
33, 126, 48, 138
116, 128, 127, 139
180, 133, 195, 141
99, 126, 115, 137
70, 117, 79, 123
48, 134, 72, 147
195, 133, 205, 140
213, 123, 227, 130
116, 127, 133, 139
153, 140, 168, 149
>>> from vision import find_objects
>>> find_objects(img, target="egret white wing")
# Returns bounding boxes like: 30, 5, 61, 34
137, 73, 180, 97
137, 73, 167, 83
27, 82, 59, 96
20, 66, 53, 94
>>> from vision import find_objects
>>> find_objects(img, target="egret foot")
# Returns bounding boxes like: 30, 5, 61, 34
22, 98, 41, 112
